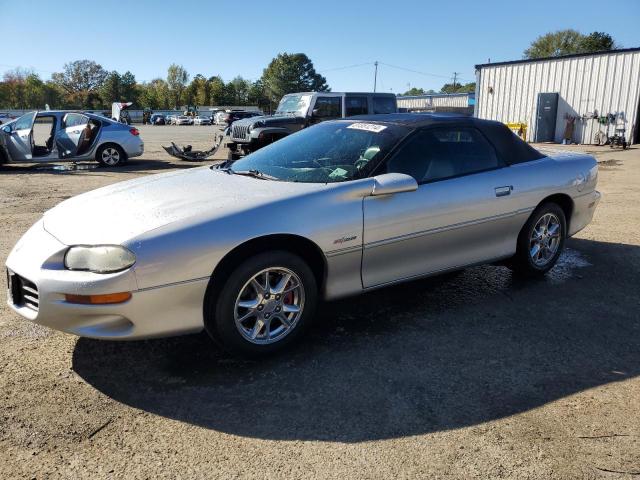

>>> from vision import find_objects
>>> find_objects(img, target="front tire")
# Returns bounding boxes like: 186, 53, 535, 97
96, 144, 126, 167
204, 251, 318, 357
509, 202, 566, 276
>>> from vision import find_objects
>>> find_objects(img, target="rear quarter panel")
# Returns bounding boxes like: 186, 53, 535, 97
504, 150, 598, 236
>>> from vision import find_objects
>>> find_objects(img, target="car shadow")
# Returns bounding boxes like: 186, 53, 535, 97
72, 238, 640, 442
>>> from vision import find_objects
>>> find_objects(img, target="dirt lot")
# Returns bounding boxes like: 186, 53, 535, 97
1, 126, 639, 479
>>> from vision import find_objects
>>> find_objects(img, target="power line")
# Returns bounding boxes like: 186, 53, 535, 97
318, 61, 473, 83
379, 62, 474, 84
378, 62, 452, 80
318, 62, 374, 73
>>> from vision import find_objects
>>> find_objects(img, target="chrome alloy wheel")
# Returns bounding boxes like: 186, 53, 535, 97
529, 213, 561, 267
101, 147, 120, 165
234, 267, 305, 345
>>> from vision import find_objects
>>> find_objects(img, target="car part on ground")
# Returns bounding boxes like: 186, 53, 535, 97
162, 138, 222, 162
5, 114, 600, 356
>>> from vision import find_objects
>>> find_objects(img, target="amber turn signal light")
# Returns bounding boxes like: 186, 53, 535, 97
64, 292, 132, 305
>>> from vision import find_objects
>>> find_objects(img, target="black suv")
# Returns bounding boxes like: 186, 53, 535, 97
227, 92, 397, 159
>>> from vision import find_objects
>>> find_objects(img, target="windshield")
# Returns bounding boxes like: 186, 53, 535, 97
229, 121, 410, 183
275, 94, 312, 115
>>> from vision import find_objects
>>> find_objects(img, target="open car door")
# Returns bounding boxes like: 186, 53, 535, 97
112, 102, 133, 124
3, 111, 37, 161
55, 113, 89, 159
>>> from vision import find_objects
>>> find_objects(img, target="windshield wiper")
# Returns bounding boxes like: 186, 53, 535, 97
232, 169, 278, 180
211, 163, 233, 173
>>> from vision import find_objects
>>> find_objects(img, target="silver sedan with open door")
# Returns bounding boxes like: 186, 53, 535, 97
0, 110, 144, 167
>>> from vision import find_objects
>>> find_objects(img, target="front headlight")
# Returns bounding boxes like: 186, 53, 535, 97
64, 245, 136, 273
248, 122, 263, 133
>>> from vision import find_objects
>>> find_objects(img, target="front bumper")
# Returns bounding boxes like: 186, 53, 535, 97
6, 220, 206, 339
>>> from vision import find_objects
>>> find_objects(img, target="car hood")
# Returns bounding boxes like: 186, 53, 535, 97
42, 167, 323, 245
233, 114, 304, 127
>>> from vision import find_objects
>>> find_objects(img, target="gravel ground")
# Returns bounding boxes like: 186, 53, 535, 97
1, 127, 639, 479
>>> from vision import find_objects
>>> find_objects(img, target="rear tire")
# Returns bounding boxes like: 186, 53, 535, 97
509, 203, 566, 276
204, 251, 318, 357
96, 144, 126, 167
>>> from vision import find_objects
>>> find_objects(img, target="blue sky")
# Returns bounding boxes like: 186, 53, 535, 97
1, 0, 638, 93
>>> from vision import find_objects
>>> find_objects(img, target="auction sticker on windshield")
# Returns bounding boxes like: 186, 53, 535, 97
347, 123, 387, 133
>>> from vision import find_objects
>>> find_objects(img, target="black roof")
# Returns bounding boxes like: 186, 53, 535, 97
345, 113, 545, 164
348, 112, 493, 128
475, 46, 640, 70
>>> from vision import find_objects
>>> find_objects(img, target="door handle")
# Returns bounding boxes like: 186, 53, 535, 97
495, 186, 513, 197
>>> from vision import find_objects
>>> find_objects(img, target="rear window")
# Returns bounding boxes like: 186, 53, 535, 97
346, 96, 368, 116
477, 121, 545, 164
372, 97, 396, 114
64, 113, 88, 128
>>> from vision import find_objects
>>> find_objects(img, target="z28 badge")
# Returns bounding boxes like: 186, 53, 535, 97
333, 235, 357, 245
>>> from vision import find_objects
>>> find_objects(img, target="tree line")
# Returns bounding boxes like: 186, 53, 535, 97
0, 53, 328, 111
0, 30, 617, 110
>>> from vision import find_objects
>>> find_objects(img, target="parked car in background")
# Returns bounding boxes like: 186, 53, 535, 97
214, 110, 227, 125
175, 115, 193, 126
0, 113, 17, 125
5, 114, 600, 356
150, 114, 166, 125
166, 114, 177, 125
208, 108, 224, 123
0, 110, 143, 167
193, 115, 212, 126
228, 92, 397, 159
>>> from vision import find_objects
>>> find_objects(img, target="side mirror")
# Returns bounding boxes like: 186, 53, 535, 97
370, 173, 418, 196
311, 108, 321, 117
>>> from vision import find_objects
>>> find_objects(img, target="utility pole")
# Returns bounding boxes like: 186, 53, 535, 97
452, 72, 461, 90
373, 61, 378, 92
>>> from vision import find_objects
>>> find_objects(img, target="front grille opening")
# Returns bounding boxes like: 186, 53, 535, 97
232, 124, 248, 140
7, 271, 39, 312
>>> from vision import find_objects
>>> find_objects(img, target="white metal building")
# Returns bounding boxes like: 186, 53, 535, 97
397, 92, 474, 111
474, 47, 640, 144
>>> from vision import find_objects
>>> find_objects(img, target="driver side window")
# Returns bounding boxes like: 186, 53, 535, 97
386, 127, 501, 183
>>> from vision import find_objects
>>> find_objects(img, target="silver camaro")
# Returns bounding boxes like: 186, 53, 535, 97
6, 114, 601, 356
